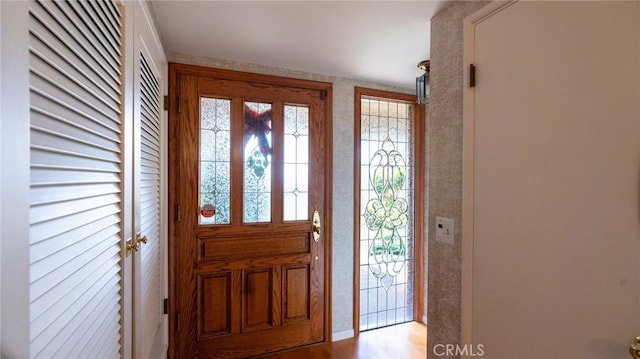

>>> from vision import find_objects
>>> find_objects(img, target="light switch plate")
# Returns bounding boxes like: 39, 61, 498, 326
435, 216, 454, 245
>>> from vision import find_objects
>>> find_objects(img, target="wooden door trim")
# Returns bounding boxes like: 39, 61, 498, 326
352, 87, 425, 336
168, 63, 333, 93
167, 63, 333, 358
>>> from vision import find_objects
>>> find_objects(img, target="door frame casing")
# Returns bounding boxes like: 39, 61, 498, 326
352, 87, 425, 336
167, 63, 333, 357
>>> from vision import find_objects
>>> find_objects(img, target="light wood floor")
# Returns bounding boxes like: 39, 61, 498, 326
259, 322, 427, 359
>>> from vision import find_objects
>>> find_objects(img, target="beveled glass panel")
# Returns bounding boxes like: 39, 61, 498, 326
359, 97, 415, 331
199, 98, 231, 225
283, 105, 309, 221
244, 102, 272, 223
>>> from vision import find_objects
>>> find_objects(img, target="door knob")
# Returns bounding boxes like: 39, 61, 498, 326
630, 337, 640, 359
126, 239, 139, 256
312, 210, 321, 242
136, 232, 148, 244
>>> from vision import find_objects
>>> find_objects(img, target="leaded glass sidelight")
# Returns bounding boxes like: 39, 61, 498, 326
283, 105, 309, 221
359, 97, 415, 331
244, 102, 272, 223
199, 98, 231, 225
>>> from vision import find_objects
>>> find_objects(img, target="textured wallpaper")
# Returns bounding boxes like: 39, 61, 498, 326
427, 1, 490, 358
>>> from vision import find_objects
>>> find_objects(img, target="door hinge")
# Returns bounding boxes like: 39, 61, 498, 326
163, 95, 169, 111
163, 298, 168, 314
175, 205, 181, 221
470, 64, 476, 88
178, 95, 182, 113
320, 90, 327, 100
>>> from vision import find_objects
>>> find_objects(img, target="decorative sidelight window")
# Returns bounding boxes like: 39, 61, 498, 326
357, 90, 421, 331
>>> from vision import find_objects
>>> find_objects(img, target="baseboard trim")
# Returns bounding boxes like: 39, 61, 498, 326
422, 315, 428, 324
332, 329, 354, 342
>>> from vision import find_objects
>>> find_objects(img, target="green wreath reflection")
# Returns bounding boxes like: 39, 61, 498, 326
363, 137, 408, 290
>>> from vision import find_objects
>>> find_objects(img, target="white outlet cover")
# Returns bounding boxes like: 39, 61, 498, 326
435, 216, 454, 245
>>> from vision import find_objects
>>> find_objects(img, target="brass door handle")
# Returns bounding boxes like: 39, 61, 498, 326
312, 210, 321, 242
126, 239, 139, 256
137, 233, 148, 244
631, 337, 640, 359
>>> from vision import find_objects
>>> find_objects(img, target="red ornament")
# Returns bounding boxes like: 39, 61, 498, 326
200, 204, 216, 218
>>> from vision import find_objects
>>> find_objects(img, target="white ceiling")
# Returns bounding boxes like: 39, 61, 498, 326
150, 1, 449, 89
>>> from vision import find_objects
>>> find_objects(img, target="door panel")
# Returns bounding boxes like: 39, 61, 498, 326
132, 2, 167, 358
467, 1, 640, 357
199, 273, 232, 336
170, 65, 331, 358
27, 0, 124, 356
135, 49, 163, 359
243, 268, 274, 330
283, 265, 310, 322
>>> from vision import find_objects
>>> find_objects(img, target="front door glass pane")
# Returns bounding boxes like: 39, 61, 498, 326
283, 105, 309, 221
244, 102, 273, 223
199, 98, 231, 225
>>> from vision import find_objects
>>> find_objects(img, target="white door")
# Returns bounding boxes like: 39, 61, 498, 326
131, 2, 167, 359
27, 1, 126, 357
464, 1, 640, 357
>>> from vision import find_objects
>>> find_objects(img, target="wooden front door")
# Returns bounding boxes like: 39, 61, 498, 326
169, 64, 331, 358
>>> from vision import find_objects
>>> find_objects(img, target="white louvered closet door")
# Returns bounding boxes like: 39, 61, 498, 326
132, 2, 167, 358
136, 53, 162, 358
28, 0, 125, 358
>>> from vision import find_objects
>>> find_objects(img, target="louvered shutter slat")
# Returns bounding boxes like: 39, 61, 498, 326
30, 205, 121, 245
31, 1, 121, 89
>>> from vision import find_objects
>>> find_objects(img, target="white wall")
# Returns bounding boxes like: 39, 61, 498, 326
167, 53, 415, 339
1, 1, 31, 357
